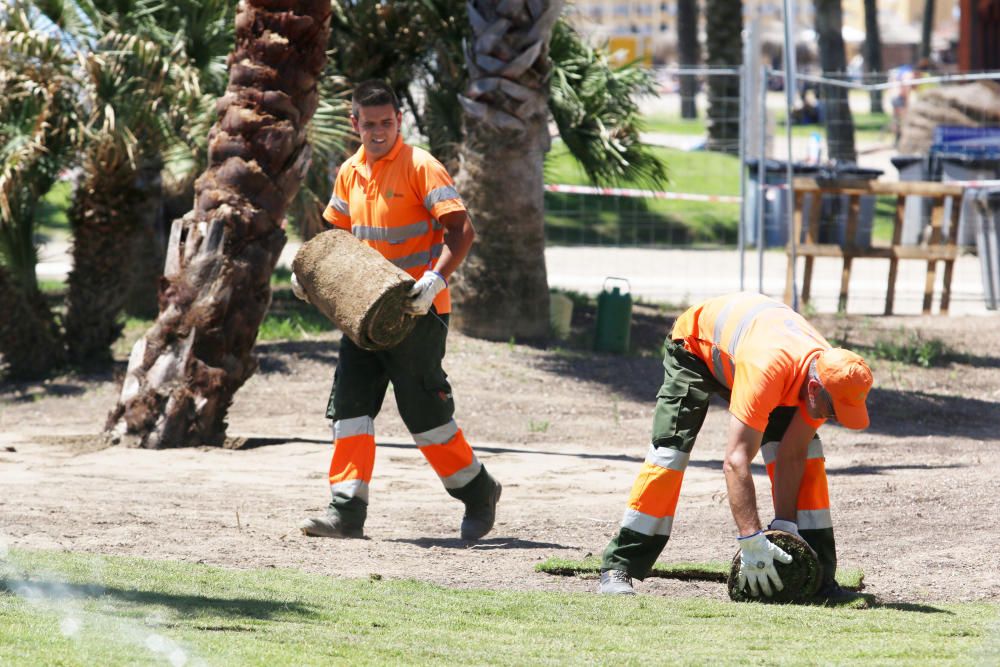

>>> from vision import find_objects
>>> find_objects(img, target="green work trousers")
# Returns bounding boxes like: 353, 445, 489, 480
327, 309, 454, 433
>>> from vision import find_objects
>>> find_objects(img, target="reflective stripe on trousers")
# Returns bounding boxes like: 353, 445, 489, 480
328, 416, 375, 504
620, 444, 691, 537
760, 438, 833, 530
412, 419, 482, 489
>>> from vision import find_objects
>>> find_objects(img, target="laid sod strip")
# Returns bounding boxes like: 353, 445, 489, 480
536, 556, 729, 581
2, 549, 997, 666
535, 555, 866, 590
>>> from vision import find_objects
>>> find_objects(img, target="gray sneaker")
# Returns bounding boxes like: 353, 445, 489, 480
299, 515, 363, 539
460, 478, 502, 540
600, 569, 636, 595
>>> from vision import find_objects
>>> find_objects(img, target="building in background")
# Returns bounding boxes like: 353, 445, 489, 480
565, 0, 958, 70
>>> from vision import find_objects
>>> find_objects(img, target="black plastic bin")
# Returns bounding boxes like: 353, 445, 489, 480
808, 164, 884, 247
744, 159, 820, 248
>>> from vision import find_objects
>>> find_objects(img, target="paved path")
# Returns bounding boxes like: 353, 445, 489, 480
544, 245, 994, 316
37, 240, 995, 317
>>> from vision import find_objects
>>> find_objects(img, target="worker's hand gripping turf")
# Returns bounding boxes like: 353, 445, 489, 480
291, 272, 309, 303
404, 270, 446, 316
737, 531, 793, 597
768, 519, 801, 538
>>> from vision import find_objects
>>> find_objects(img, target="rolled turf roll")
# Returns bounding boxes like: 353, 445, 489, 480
292, 229, 417, 350
727, 530, 823, 603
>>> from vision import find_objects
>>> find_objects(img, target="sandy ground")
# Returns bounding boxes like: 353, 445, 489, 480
2, 310, 1000, 604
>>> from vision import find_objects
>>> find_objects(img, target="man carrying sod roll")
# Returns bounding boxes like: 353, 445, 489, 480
295, 79, 500, 541
598, 292, 873, 602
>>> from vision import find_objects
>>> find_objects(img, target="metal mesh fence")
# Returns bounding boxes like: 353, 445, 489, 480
544, 68, 744, 247
545, 66, 1000, 252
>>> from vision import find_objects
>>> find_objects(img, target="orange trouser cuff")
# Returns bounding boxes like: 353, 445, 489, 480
418, 429, 474, 478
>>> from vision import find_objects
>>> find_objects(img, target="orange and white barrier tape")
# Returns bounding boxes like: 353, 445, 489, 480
544, 183, 742, 204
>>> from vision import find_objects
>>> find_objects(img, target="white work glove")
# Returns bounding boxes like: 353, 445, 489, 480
290, 272, 309, 303
403, 270, 446, 316
768, 519, 801, 538
737, 531, 793, 597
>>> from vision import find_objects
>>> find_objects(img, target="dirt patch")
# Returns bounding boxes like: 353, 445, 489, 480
2, 307, 1000, 604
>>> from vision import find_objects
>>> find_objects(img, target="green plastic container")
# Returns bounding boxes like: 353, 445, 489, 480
594, 277, 632, 353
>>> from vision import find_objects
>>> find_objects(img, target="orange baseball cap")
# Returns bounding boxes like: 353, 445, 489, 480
816, 348, 873, 430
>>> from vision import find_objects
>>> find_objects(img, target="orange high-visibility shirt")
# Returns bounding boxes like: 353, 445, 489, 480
671, 292, 829, 432
322, 136, 466, 314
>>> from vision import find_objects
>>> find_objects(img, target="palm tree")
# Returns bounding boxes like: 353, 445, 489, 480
448, 0, 564, 341
815, 0, 857, 162
0, 18, 77, 379
106, 0, 331, 448
63, 33, 198, 366
677, 0, 701, 119
704, 0, 741, 154
20, 0, 229, 363
548, 20, 667, 188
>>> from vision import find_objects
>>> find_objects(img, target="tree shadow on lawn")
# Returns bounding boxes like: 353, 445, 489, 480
0, 577, 317, 620
864, 599, 954, 614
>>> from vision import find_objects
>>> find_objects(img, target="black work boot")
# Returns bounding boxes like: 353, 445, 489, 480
300, 499, 365, 539
450, 468, 501, 540
299, 513, 363, 538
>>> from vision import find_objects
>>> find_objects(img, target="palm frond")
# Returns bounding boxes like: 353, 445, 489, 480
547, 18, 667, 189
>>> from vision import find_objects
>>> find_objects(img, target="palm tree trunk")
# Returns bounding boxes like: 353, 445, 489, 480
64, 147, 142, 367
0, 267, 65, 380
816, 0, 857, 163
677, 0, 700, 119
863, 0, 884, 114
705, 0, 742, 154
123, 162, 166, 319
450, 0, 563, 341
105, 0, 331, 448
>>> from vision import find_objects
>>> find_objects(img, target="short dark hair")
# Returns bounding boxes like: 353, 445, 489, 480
352, 79, 400, 117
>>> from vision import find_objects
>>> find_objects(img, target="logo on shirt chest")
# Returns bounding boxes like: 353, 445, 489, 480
384, 188, 404, 199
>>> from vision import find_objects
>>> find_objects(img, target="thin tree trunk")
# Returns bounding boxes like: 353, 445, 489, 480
450, 0, 562, 341
816, 0, 857, 163
106, 0, 331, 448
677, 0, 700, 119
919, 0, 935, 62
863, 0, 884, 114
705, 0, 742, 154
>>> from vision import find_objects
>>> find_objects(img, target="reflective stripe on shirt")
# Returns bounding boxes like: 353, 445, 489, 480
424, 185, 461, 211
329, 195, 349, 217
391, 243, 444, 270
352, 220, 430, 244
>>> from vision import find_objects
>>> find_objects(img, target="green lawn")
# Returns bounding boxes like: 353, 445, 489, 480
544, 141, 741, 245
2, 549, 997, 665
773, 111, 892, 144
34, 180, 73, 242
642, 114, 707, 137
